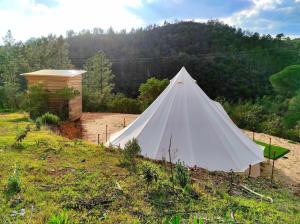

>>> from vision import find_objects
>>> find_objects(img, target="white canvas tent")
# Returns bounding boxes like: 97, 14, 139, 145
107, 67, 264, 172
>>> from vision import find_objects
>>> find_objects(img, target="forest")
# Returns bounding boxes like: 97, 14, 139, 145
1, 20, 300, 141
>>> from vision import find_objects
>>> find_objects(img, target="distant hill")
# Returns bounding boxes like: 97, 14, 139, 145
67, 21, 299, 100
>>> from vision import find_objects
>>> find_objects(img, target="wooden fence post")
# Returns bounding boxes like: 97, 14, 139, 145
105, 124, 108, 142
271, 151, 276, 181
97, 134, 100, 145
268, 138, 272, 163
252, 131, 255, 141
248, 164, 252, 177
123, 117, 126, 128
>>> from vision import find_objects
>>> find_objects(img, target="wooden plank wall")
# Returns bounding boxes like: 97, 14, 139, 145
26, 75, 82, 121
67, 75, 82, 121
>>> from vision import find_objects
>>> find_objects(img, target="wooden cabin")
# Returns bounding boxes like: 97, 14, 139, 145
22, 69, 86, 121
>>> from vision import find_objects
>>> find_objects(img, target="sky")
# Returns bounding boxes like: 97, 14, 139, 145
1, 0, 300, 42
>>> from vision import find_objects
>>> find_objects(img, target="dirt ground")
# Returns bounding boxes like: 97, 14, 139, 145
80, 112, 299, 189
244, 130, 300, 189
80, 112, 138, 144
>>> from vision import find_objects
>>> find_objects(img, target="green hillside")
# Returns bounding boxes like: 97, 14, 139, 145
0, 113, 299, 223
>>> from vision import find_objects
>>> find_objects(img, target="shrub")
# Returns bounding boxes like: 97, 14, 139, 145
14, 125, 30, 146
175, 160, 190, 188
6, 165, 21, 197
108, 93, 140, 114
53, 87, 80, 120
229, 102, 264, 131
48, 212, 70, 224
39, 112, 60, 125
24, 83, 49, 119
120, 138, 141, 170
259, 114, 283, 136
142, 163, 158, 191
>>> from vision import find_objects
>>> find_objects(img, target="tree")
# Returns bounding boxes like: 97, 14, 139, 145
269, 65, 300, 95
283, 90, 300, 128
138, 77, 169, 111
24, 35, 72, 70
83, 52, 115, 111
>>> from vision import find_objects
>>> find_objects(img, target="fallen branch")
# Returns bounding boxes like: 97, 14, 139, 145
235, 183, 273, 203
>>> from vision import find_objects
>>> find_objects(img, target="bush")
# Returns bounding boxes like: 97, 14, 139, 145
6, 166, 21, 197
142, 163, 158, 191
259, 114, 283, 136
120, 138, 141, 170
229, 102, 264, 131
138, 77, 169, 111
39, 112, 60, 125
108, 93, 140, 114
24, 83, 49, 119
48, 212, 70, 224
175, 160, 190, 188
14, 125, 30, 146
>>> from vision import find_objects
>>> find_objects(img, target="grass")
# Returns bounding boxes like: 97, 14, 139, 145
255, 140, 290, 160
0, 112, 299, 223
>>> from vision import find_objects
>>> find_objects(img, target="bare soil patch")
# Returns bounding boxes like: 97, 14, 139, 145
80, 112, 138, 144
244, 130, 300, 191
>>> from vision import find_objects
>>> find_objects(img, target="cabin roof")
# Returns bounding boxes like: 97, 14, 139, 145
21, 69, 86, 77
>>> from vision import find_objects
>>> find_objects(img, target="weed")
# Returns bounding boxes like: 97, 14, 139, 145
6, 165, 21, 197
48, 211, 70, 224
175, 160, 190, 188
15, 125, 30, 143
142, 163, 158, 191
120, 138, 141, 170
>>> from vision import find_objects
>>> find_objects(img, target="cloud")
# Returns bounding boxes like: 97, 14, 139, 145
0, 0, 144, 42
1, 0, 300, 42
222, 0, 300, 37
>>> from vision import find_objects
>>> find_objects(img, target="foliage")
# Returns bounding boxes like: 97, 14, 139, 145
120, 138, 141, 170
142, 163, 159, 190
48, 212, 70, 224
138, 77, 169, 111
0, 31, 72, 110
24, 35, 72, 71
15, 125, 30, 144
0, 82, 24, 109
39, 112, 61, 126
67, 21, 299, 101
270, 65, 300, 95
52, 87, 80, 120
24, 83, 78, 120
24, 83, 49, 119
259, 114, 283, 136
283, 90, 300, 128
83, 52, 114, 111
108, 93, 140, 114
5, 165, 21, 197
0, 113, 299, 223
228, 102, 264, 131
175, 160, 190, 188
